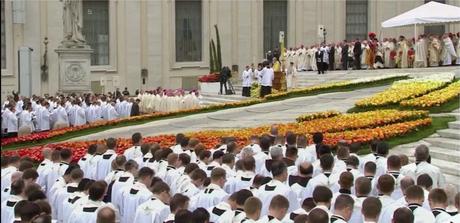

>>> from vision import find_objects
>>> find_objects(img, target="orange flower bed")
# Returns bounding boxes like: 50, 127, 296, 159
1, 117, 431, 162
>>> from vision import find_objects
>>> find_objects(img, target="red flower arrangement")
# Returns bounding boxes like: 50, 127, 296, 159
390, 51, 397, 60
198, 72, 220, 83
1, 115, 432, 163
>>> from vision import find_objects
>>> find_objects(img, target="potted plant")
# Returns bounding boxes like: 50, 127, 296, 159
199, 25, 223, 94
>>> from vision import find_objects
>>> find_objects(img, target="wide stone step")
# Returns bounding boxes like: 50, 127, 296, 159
445, 174, 460, 191
424, 138, 460, 151
429, 146, 460, 163
448, 121, 460, 129
200, 97, 241, 104
430, 158, 460, 177
200, 93, 246, 101
392, 147, 460, 177
438, 129, 460, 140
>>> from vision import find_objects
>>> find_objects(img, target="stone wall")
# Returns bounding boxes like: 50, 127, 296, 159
1, 0, 459, 100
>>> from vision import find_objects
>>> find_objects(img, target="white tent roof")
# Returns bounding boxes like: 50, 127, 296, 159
381, 1, 460, 28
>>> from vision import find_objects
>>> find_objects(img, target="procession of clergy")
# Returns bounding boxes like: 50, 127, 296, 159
0, 92, 137, 138
1, 89, 201, 138
2, 128, 460, 223
283, 32, 460, 72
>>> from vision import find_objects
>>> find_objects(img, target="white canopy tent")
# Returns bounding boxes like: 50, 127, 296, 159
381, 1, 460, 37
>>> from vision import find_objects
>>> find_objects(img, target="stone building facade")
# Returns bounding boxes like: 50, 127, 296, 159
1, 0, 459, 100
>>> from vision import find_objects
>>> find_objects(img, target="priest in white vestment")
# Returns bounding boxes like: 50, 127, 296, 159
2, 106, 12, 134
414, 36, 428, 68
74, 103, 87, 126
37, 103, 51, 132
291, 48, 298, 69
335, 45, 342, 70
285, 62, 297, 90
6, 107, 18, 136
441, 34, 457, 66
52, 102, 70, 129
18, 106, 35, 134
398, 37, 410, 68
309, 46, 318, 71
297, 45, 307, 71
106, 102, 119, 121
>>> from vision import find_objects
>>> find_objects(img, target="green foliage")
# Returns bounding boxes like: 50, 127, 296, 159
209, 41, 215, 73
208, 25, 222, 73
214, 24, 222, 71
210, 39, 218, 73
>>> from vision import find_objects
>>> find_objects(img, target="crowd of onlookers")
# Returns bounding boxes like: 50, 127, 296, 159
2, 128, 459, 223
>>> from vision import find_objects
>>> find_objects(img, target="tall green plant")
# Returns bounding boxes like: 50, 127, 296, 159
210, 39, 218, 73
214, 25, 222, 71
209, 41, 215, 73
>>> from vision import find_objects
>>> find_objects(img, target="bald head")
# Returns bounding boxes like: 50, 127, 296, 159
298, 162, 313, 176
97, 207, 116, 223
400, 176, 415, 193
42, 148, 53, 159
414, 145, 429, 162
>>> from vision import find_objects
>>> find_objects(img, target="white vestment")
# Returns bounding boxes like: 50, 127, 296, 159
95, 150, 117, 180
133, 197, 170, 223
442, 37, 458, 65
54, 182, 79, 222
414, 38, 428, 68
19, 110, 35, 132
111, 172, 135, 207
190, 183, 228, 210
118, 182, 153, 223
400, 161, 446, 188
37, 106, 51, 131
123, 145, 142, 161
257, 179, 299, 216
6, 111, 18, 133
74, 105, 86, 126
304, 172, 339, 199
68, 199, 117, 223
207, 201, 232, 223
1, 195, 24, 223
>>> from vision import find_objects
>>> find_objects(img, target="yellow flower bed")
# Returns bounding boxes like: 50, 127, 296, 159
400, 81, 460, 108
296, 110, 341, 122
192, 109, 428, 138
356, 80, 448, 107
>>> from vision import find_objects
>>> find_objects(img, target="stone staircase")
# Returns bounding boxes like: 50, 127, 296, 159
391, 110, 460, 190
199, 93, 248, 106
200, 71, 326, 106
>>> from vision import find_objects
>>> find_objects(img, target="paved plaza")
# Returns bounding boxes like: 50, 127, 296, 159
70, 66, 460, 141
